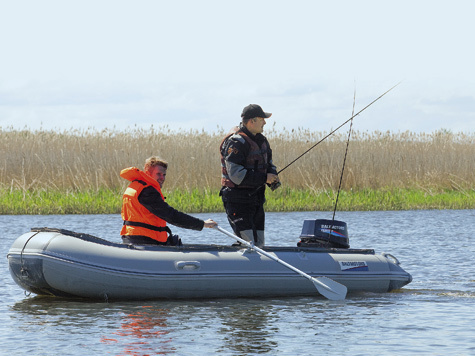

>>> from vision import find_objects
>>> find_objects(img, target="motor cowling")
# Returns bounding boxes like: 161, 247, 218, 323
298, 219, 350, 248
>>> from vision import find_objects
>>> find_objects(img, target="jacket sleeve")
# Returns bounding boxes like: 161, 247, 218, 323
138, 186, 205, 231
222, 136, 267, 187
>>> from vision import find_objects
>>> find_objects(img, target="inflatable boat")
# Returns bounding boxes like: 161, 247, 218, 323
7, 219, 412, 301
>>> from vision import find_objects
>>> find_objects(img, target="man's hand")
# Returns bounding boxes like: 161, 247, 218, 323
266, 173, 281, 191
266, 173, 279, 185
203, 219, 218, 228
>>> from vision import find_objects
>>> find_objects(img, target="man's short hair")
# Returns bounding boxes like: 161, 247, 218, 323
144, 156, 168, 173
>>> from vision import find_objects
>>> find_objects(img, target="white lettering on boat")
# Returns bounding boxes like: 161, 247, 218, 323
339, 261, 369, 271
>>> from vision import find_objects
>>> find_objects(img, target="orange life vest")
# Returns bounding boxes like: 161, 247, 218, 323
120, 167, 169, 242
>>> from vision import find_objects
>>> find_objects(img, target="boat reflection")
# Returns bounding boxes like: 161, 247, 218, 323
216, 302, 278, 354
104, 300, 280, 355
11, 297, 300, 355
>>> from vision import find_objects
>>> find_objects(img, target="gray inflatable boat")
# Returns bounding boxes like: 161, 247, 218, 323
7, 221, 412, 301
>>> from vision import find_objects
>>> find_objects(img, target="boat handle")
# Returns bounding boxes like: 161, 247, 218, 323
382, 253, 400, 265
175, 261, 201, 271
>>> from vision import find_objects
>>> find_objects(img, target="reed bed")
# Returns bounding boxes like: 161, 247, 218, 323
271, 128, 475, 192
1, 126, 474, 213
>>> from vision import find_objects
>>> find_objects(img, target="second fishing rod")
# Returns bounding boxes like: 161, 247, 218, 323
255, 82, 400, 194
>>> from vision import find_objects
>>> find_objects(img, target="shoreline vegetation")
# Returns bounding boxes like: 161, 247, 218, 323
1, 126, 474, 214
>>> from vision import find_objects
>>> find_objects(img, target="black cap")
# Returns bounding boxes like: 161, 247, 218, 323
241, 104, 272, 121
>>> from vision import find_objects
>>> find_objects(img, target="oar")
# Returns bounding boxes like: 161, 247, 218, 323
214, 226, 347, 301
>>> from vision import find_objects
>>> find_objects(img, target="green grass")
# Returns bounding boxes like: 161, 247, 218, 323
1, 187, 474, 215
265, 187, 475, 211
0, 189, 122, 215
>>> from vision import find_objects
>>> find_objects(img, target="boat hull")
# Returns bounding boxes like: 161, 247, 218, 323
8, 228, 412, 300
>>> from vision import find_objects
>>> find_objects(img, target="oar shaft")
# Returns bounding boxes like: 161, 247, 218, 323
214, 226, 347, 300
218, 226, 313, 281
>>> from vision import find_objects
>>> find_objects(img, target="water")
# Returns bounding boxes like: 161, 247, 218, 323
1, 210, 474, 356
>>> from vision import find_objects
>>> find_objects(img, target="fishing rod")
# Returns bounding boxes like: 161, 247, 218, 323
264, 82, 400, 192
332, 85, 356, 220
320, 88, 356, 245
275, 82, 401, 178
253, 82, 400, 194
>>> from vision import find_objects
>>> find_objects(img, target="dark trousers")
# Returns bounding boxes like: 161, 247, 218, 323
223, 200, 265, 243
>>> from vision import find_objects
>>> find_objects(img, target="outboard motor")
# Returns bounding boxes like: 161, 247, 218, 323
298, 219, 350, 248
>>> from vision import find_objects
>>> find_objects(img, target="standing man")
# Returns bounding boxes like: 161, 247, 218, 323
220, 104, 280, 247
121, 156, 217, 246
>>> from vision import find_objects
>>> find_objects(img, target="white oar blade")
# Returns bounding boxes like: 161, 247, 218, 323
312, 276, 347, 301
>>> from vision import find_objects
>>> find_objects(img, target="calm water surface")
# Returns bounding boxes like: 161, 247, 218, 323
1, 210, 474, 355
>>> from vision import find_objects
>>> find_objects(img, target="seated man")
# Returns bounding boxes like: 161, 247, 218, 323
120, 156, 217, 245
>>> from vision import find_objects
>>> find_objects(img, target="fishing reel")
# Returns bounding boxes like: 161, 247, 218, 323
268, 181, 281, 191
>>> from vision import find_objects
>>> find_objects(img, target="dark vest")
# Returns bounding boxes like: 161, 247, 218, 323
220, 127, 269, 188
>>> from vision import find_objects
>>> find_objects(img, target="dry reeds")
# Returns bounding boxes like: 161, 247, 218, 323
270, 128, 475, 192
1, 126, 474, 194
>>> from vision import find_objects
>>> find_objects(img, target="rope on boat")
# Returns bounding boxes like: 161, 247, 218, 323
20, 230, 42, 278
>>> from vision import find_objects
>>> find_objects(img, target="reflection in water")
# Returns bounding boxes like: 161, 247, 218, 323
12, 297, 175, 355
216, 302, 278, 354
102, 306, 174, 356
11, 296, 112, 328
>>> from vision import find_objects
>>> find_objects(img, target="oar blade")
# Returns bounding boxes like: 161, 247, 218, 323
312, 276, 347, 301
